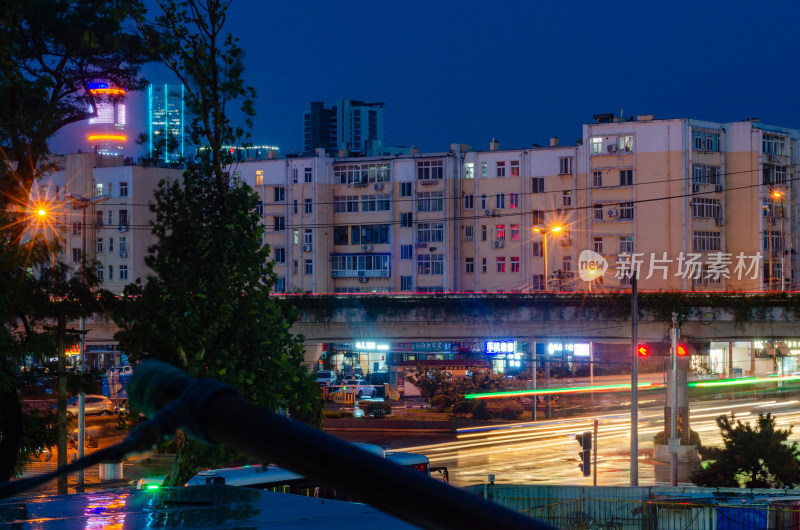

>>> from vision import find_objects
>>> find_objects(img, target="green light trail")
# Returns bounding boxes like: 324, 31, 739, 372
465, 382, 662, 400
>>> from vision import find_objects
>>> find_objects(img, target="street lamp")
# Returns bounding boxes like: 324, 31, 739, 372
533, 225, 562, 291
772, 190, 786, 292
65, 192, 107, 485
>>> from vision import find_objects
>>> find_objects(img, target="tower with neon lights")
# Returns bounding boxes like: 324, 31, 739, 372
87, 82, 127, 156
148, 83, 185, 164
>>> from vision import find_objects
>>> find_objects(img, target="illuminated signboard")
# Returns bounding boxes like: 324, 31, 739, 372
547, 342, 590, 356
354, 341, 390, 352
486, 340, 516, 354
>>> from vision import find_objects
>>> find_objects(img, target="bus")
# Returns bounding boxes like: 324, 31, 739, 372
136, 443, 447, 495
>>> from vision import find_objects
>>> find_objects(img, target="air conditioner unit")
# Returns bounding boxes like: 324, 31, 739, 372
692, 184, 701, 193
362, 244, 373, 252
607, 209, 618, 217
715, 218, 725, 226
556, 208, 563, 214
484, 209, 494, 216
358, 277, 368, 283
119, 250, 128, 258
494, 240, 504, 249
607, 144, 618, 153
374, 183, 384, 191
301, 244, 312, 252
118, 225, 128, 232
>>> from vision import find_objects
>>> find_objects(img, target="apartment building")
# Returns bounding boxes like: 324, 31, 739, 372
237, 115, 799, 294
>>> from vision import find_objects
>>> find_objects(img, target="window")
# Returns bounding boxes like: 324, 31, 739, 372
593, 171, 602, 187
120, 182, 128, 197
496, 257, 506, 273
511, 257, 520, 273
496, 161, 505, 177
693, 164, 721, 186
400, 245, 413, 260
495, 193, 505, 209
359, 224, 391, 244
693, 231, 721, 251
292, 168, 298, 183
400, 182, 412, 197
72, 222, 81, 235
693, 130, 720, 152
293, 230, 299, 245
481, 258, 487, 273
304, 198, 313, 214
417, 222, 444, 243
532, 177, 545, 193
618, 136, 633, 152
562, 190, 572, 207
619, 202, 634, 219
108, 183, 113, 197
464, 225, 474, 241
531, 210, 544, 226
594, 237, 603, 254
96, 265, 104, 282
464, 162, 474, 179
563, 256, 572, 272
108, 211, 113, 225
559, 157, 572, 174
401, 212, 413, 227
480, 194, 487, 210
401, 276, 413, 291
510, 160, 519, 177
273, 216, 285, 231
119, 237, 128, 255
109, 238, 114, 252
532, 241, 542, 257
532, 274, 545, 290
591, 137, 602, 154
509, 193, 519, 209
465, 257, 474, 273
96, 238, 104, 253
276, 277, 286, 292
619, 236, 634, 253
334, 226, 349, 245
38, 185, 47, 199
305, 259, 313, 275
620, 170, 633, 186
293, 199, 298, 214
334, 195, 359, 213
464, 194, 474, 209
95, 182, 104, 197
763, 230, 783, 252
481, 225, 487, 241
255, 170, 263, 186
481, 162, 487, 178
119, 265, 128, 280
692, 198, 722, 218
119, 209, 129, 226
96, 211, 103, 227
274, 248, 286, 263
417, 254, 444, 275
331, 254, 390, 277
495, 224, 505, 240
593, 204, 603, 220
304, 229, 312, 245
508, 225, 519, 241
108, 265, 113, 280
417, 160, 443, 181
304, 167, 312, 183
359, 194, 390, 212
763, 165, 788, 185
256, 201, 263, 216
417, 191, 444, 212
274, 187, 285, 202
334, 163, 391, 184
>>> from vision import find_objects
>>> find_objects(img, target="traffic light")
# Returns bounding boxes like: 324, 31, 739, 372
575, 431, 592, 477
676, 344, 688, 356
637, 345, 650, 357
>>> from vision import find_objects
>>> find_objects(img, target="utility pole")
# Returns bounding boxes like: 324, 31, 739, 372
670, 312, 679, 487
56, 311, 67, 495
630, 275, 638, 486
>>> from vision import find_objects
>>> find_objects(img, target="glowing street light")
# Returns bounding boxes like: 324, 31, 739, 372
533, 225, 562, 292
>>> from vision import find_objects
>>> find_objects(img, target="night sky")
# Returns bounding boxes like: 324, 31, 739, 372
51, 0, 800, 157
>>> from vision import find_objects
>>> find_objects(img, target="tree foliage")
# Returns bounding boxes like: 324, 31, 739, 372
115, 0, 319, 486
692, 413, 800, 488
405, 364, 450, 406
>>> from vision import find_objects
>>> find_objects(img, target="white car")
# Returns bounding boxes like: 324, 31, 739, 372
339, 379, 376, 398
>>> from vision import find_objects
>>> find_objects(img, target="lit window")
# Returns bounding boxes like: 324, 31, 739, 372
510, 225, 519, 240
496, 225, 505, 240
511, 257, 520, 273
496, 257, 506, 273
496, 161, 505, 177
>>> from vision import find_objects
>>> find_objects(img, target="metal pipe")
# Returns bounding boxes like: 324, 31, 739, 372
670, 312, 679, 487
630, 275, 638, 486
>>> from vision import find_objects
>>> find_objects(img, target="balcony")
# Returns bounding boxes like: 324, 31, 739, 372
331, 270, 390, 278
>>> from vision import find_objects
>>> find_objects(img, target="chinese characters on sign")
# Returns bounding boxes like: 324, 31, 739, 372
614, 252, 762, 281
486, 340, 516, 354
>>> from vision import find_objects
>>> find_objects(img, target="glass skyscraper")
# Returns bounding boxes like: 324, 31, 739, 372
148, 83, 185, 164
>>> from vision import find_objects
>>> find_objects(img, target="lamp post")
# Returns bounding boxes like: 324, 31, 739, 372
773, 190, 786, 292
533, 225, 562, 291
65, 192, 107, 485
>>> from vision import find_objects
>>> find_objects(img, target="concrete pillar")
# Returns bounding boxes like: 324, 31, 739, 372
665, 356, 691, 443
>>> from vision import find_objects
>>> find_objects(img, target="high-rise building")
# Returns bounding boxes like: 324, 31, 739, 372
148, 83, 185, 164
303, 99, 385, 156
87, 82, 127, 156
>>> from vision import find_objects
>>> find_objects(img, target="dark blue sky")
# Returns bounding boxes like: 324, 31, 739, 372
52, 0, 800, 156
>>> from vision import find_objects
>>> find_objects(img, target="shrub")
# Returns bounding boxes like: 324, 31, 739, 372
358, 401, 392, 418
323, 410, 354, 419
431, 395, 454, 412
451, 400, 475, 416
653, 429, 701, 446
471, 399, 523, 420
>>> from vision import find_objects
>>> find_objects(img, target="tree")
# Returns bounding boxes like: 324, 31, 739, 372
115, 0, 320, 486
0, 0, 149, 482
405, 364, 450, 406
692, 412, 800, 488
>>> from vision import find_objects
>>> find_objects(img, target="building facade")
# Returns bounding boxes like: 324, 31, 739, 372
87, 82, 127, 157
148, 83, 185, 164
303, 99, 386, 157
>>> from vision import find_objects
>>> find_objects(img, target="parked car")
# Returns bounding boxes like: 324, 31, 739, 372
339, 379, 377, 398
368, 371, 389, 386
51, 395, 115, 417
314, 370, 337, 386
117, 365, 133, 376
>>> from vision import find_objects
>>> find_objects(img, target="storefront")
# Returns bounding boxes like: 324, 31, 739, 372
323, 341, 478, 376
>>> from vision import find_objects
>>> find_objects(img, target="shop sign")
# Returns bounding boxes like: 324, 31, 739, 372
411, 342, 451, 353
486, 340, 516, 354
354, 341, 390, 351
547, 342, 591, 356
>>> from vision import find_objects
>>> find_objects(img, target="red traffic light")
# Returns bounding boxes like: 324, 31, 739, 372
676, 345, 688, 356
637, 345, 650, 357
